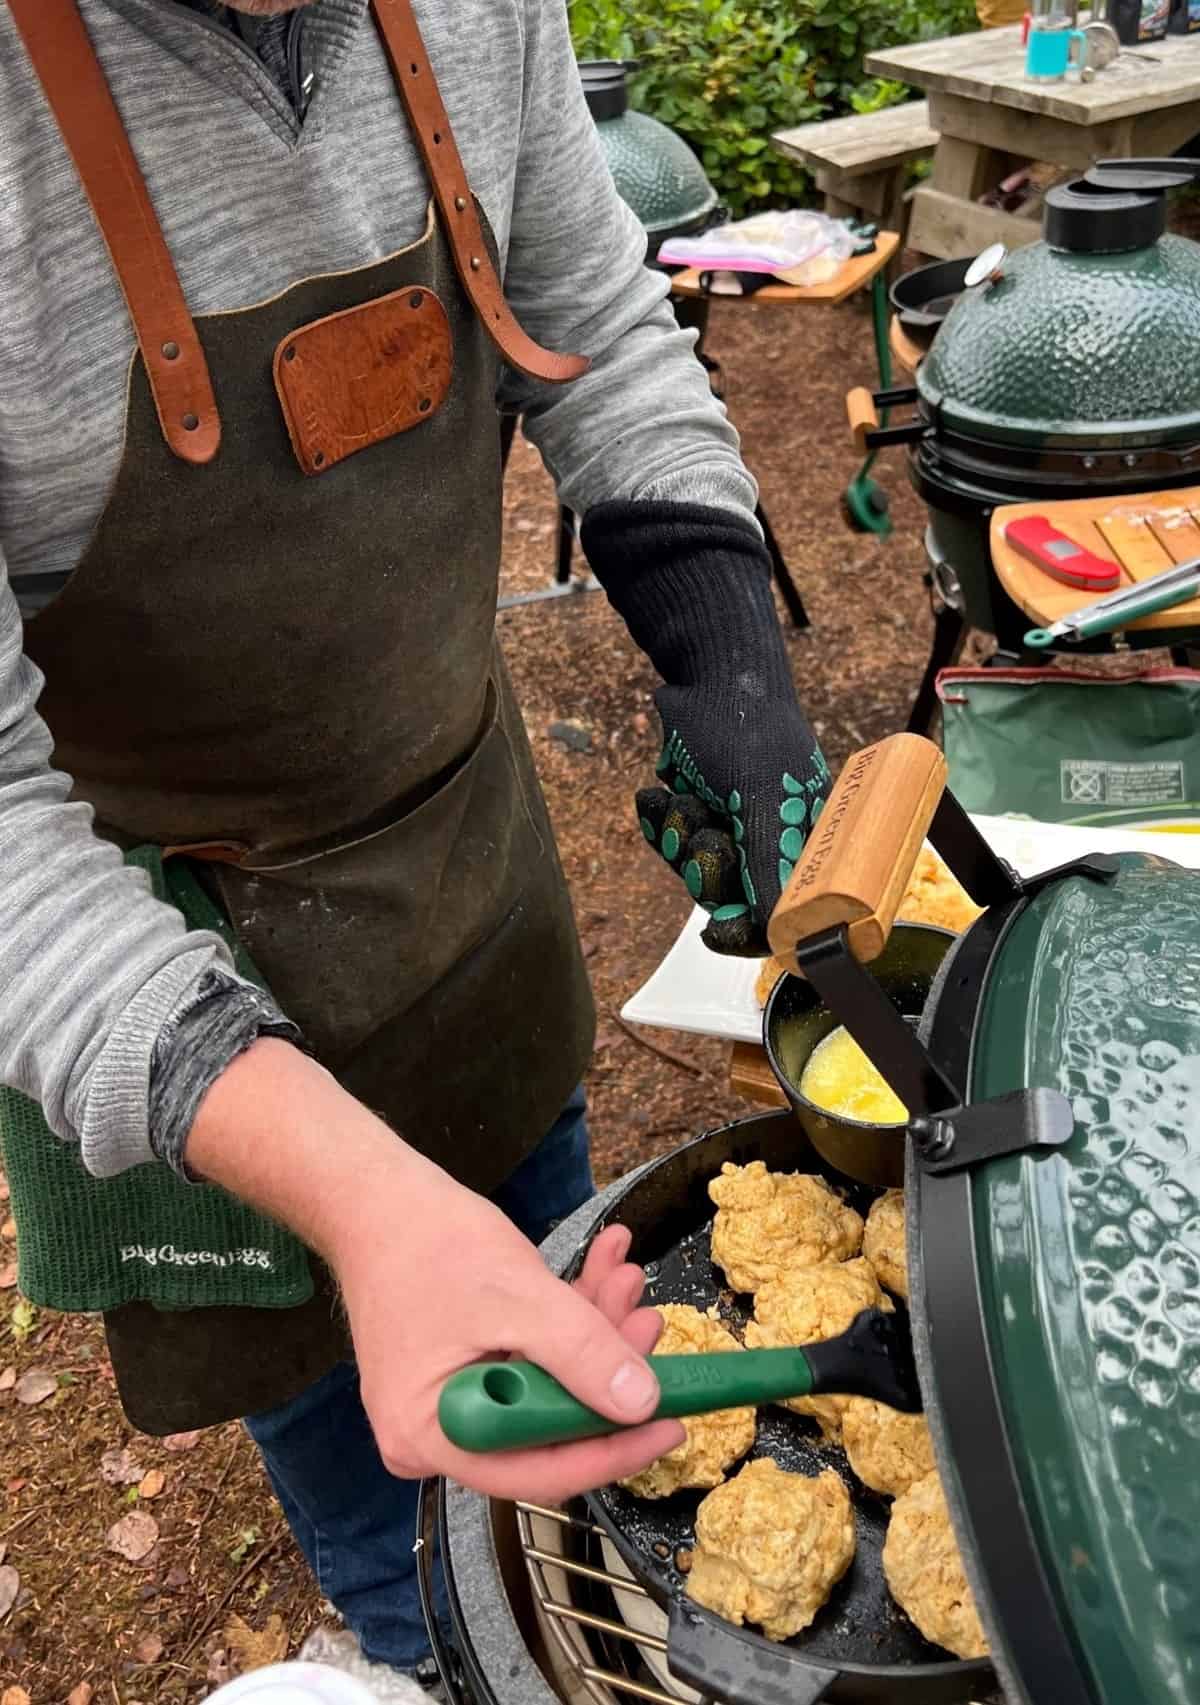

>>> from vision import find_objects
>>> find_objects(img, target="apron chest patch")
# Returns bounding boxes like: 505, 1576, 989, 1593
273, 285, 454, 476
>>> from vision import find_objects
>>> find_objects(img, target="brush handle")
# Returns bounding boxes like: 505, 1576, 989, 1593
439, 1346, 817, 1453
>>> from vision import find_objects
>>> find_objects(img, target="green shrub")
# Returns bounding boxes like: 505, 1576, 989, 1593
570, 0, 978, 217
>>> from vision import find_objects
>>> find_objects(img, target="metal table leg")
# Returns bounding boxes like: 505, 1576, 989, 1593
496, 414, 600, 608
758, 503, 810, 630
499, 410, 518, 473
844, 271, 895, 537
907, 597, 966, 736
556, 507, 576, 584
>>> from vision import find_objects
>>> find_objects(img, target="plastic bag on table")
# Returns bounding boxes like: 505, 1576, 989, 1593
657, 209, 858, 288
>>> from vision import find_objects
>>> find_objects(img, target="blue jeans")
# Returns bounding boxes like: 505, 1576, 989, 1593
244, 1086, 594, 1672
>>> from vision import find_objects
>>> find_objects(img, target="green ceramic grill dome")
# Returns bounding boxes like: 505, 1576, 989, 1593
919, 160, 1200, 449
965, 853, 1200, 1705
578, 62, 718, 247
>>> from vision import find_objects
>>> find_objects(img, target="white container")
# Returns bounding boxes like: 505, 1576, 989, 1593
203, 1664, 377, 1705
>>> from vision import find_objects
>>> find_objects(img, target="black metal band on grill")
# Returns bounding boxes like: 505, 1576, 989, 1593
916, 419, 1200, 501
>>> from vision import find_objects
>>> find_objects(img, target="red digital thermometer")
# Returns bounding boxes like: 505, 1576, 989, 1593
1003, 516, 1121, 591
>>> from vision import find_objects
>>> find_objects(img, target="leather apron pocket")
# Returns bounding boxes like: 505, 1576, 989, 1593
213, 662, 594, 1191
214, 672, 543, 1069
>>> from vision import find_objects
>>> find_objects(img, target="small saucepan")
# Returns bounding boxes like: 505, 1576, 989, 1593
763, 923, 955, 1188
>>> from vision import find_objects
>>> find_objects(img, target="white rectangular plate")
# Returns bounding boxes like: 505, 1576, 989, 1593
620, 815, 1200, 1046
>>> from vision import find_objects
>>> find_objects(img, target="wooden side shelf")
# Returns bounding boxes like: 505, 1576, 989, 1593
729, 1042, 788, 1108
991, 488, 1200, 633
669, 232, 901, 310
889, 316, 926, 374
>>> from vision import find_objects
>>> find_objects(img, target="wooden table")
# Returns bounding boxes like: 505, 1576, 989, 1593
865, 22, 1200, 259
772, 102, 938, 235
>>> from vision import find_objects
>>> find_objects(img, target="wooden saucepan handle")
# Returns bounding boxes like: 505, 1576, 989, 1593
767, 734, 947, 971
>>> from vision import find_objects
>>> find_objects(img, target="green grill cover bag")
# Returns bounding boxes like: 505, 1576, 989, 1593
938, 666, 1200, 827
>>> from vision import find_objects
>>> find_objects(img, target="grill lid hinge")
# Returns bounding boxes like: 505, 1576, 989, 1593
909, 1086, 1074, 1176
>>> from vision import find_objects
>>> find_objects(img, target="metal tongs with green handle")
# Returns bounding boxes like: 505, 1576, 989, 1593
439, 1308, 919, 1453
1025, 555, 1200, 649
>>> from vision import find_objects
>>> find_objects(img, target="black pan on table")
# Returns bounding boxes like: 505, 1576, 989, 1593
889, 257, 973, 346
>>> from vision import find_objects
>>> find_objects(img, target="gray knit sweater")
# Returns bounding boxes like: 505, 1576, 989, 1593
0, 0, 756, 1179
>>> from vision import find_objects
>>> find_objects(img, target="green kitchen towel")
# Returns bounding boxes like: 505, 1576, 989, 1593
0, 849, 313, 1313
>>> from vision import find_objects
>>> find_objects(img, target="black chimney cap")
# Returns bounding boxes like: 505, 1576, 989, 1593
578, 60, 637, 122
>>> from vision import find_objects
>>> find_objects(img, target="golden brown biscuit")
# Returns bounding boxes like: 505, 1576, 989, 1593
863, 1189, 909, 1301
619, 1305, 756, 1499
755, 956, 787, 1008
841, 1398, 935, 1498
745, 1257, 891, 1438
687, 1458, 855, 1641
883, 1471, 989, 1659
896, 847, 983, 936
709, 1161, 863, 1294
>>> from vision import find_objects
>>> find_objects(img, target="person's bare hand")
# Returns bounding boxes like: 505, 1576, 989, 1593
336, 1171, 685, 1502
186, 1041, 683, 1505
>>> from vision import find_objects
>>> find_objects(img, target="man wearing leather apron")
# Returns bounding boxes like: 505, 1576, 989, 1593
0, 0, 830, 1687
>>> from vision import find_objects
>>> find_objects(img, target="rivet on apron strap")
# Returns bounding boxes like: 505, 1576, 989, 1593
8, 0, 222, 468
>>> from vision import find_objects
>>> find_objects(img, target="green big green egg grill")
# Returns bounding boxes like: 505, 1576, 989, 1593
441, 734, 1200, 1704
863, 159, 1200, 730
577, 61, 721, 256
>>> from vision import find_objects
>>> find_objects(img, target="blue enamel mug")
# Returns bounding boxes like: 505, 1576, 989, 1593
1026, 23, 1091, 78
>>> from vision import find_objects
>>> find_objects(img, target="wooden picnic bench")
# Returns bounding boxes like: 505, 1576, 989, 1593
865, 21, 1200, 259
772, 101, 938, 239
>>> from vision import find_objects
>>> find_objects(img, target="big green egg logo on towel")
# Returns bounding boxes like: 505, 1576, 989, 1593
120, 1243, 275, 1270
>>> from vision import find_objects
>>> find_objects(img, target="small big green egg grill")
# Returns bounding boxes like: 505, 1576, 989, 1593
864, 158, 1200, 667
578, 61, 721, 256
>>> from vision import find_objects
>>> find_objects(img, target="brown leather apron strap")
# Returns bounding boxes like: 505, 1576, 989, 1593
369, 0, 589, 385
8, 0, 222, 468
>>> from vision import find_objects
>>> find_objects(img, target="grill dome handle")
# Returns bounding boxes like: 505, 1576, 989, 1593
847, 386, 878, 453
767, 733, 946, 971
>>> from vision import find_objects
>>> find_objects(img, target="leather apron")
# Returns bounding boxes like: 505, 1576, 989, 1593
9, 0, 596, 1433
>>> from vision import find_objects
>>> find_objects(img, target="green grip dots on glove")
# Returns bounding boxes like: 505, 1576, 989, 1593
580, 497, 831, 958
638, 729, 830, 955
778, 769, 828, 890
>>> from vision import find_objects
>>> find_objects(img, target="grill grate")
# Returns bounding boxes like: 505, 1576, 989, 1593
515, 1503, 693, 1705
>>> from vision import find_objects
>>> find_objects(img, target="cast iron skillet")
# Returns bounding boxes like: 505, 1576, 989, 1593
570, 1111, 997, 1705
889, 257, 973, 346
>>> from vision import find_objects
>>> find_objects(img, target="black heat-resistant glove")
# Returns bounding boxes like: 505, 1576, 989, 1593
581, 500, 831, 957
